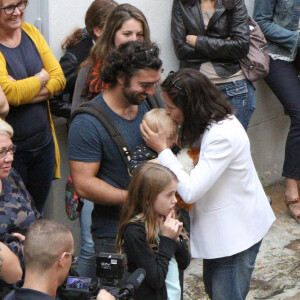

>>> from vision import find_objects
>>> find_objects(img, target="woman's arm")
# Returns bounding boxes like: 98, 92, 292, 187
193, 0, 250, 60
36, 29, 66, 98
158, 134, 233, 204
141, 120, 234, 204
0, 86, 9, 116
171, 0, 208, 61
0, 242, 22, 284
172, 0, 249, 61
123, 223, 179, 290
254, 0, 299, 52
0, 55, 43, 106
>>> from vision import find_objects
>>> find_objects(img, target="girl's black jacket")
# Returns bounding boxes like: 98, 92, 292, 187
122, 221, 190, 300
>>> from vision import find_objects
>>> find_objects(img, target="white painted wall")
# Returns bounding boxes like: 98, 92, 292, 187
48, 1, 93, 58
48, 0, 256, 79
48, 0, 178, 78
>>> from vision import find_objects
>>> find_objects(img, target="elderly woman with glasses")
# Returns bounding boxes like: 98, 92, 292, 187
0, 0, 65, 214
0, 119, 39, 297
141, 69, 275, 300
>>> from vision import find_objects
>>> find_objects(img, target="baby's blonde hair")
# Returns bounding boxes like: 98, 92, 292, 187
143, 108, 175, 133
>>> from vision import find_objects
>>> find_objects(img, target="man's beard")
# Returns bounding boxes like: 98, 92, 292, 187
122, 87, 148, 105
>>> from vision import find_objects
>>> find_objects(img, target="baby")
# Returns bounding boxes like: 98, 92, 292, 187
129, 108, 178, 173
130, 108, 198, 211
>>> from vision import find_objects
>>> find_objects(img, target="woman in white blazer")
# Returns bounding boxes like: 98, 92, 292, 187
141, 68, 275, 300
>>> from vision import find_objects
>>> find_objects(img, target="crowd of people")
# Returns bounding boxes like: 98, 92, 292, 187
0, 0, 298, 299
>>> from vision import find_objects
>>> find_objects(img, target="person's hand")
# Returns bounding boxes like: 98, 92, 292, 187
159, 210, 183, 242
186, 35, 197, 48
35, 68, 50, 88
31, 87, 50, 103
11, 233, 25, 241
140, 120, 168, 153
39, 68, 50, 84
96, 289, 115, 300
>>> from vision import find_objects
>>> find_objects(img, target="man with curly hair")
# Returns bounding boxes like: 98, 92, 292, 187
68, 41, 163, 256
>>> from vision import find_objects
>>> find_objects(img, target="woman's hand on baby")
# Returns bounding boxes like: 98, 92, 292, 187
159, 210, 183, 241
140, 120, 168, 153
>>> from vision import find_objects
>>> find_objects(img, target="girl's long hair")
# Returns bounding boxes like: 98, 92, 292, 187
161, 68, 233, 147
88, 3, 151, 67
116, 163, 178, 253
61, 0, 117, 50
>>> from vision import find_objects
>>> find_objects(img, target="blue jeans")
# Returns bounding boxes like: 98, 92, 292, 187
217, 79, 256, 131
77, 199, 96, 280
12, 138, 55, 214
203, 240, 262, 300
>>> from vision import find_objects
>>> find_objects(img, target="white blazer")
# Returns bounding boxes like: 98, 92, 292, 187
158, 116, 275, 259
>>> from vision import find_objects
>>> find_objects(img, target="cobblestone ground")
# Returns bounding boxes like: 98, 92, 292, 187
183, 181, 300, 300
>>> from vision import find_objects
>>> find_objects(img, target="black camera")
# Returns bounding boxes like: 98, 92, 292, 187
62, 252, 145, 300
64, 252, 125, 299
96, 252, 125, 280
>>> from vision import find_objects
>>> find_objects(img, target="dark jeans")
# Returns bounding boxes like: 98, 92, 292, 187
217, 79, 256, 131
12, 138, 55, 213
203, 240, 262, 300
265, 58, 300, 180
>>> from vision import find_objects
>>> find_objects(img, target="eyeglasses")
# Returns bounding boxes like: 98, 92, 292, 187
134, 46, 159, 62
0, 144, 16, 158
168, 71, 185, 96
0, 0, 28, 15
57, 252, 78, 265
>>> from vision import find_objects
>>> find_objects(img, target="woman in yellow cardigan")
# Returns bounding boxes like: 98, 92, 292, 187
0, 0, 65, 213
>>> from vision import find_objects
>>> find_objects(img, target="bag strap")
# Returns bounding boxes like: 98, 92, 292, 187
70, 91, 165, 185
70, 102, 132, 187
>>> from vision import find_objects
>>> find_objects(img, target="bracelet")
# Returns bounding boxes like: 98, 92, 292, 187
35, 72, 47, 88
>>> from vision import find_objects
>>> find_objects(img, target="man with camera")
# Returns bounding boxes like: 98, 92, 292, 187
4, 220, 115, 300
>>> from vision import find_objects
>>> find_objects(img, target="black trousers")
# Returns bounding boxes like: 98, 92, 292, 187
265, 57, 300, 180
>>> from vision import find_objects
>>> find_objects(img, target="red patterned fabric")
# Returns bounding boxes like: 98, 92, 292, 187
81, 58, 109, 100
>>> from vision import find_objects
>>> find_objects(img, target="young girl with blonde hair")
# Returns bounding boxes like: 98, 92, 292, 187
116, 163, 190, 300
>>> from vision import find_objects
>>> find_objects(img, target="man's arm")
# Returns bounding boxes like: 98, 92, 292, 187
0, 242, 22, 284
69, 160, 128, 205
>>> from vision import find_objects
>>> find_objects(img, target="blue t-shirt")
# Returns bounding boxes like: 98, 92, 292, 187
68, 93, 150, 237
0, 31, 51, 151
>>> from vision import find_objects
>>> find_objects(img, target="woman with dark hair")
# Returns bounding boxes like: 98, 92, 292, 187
254, 0, 300, 223
50, 0, 118, 119
71, 3, 151, 109
141, 69, 275, 300
171, 0, 255, 130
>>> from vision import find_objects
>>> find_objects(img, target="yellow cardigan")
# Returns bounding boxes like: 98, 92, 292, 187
0, 22, 66, 179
